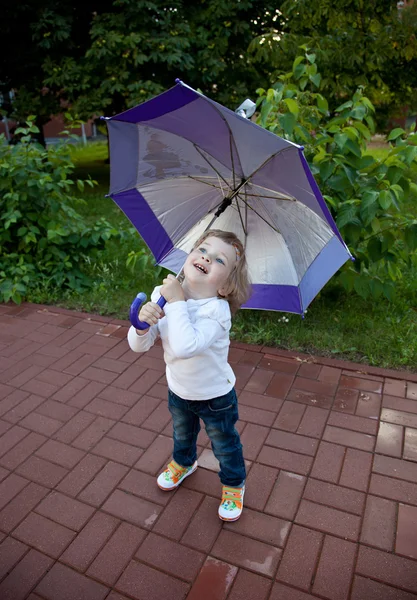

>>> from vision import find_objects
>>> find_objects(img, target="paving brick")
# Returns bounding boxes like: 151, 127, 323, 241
16, 456, 68, 488
304, 478, 365, 516
333, 387, 358, 414
265, 470, 306, 520
36, 562, 109, 600
224, 507, 290, 547
259, 355, 299, 374
68, 380, 107, 409
180, 495, 223, 552
34, 399, 78, 423
50, 375, 89, 403
18, 412, 62, 436
128, 368, 163, 394
312, 535, 356, 600
238, 404, 275, 427
35, 491, 95, 531
287, 388, 334, 409
0, 548, 53, 600
355, 390, 381, 418
406, 382, 417, 400
383, 395, 417, 416
319, 365, 342, 384
404, 428, 417, 462
360, 495, 396, 551
0, 482, 48, 533
53, 410, 96, 444
381, 408, 417, 429
339, 447, 373, 491
298, 362, 322, 379
153, 487, 203, 540
265, 372, 294, 399
134, 434, 173, 475
266, 429, 318, 456
370, 473, 417, 506
324, 425, 375, 452
258, 446, 312, 476
13, 511, 75, 557
136, 532, 205, 582
384, 378, 406, 398
0, 425, 28, 458
115, 560, 189, 600
61, 511, 119, 570
270, 583, 320, 600
2, 394, 45, 424
373, 454, 417, 483
228, 569, 271, 600
351, 575, 417, 600
396, 503, 417, 559
5, 365, 45, 388
102, 488, 161, 528
187, 557, 238, 600
244, 368, 275, 394
238, 390, 283, 413
0, 537, 28, 580
0, 389, 30, 418
84, 397, 129, 421
36, 439, 85, 469
375, 421, 403, 457
212, 530, 281, 577
273, 401, 306, 432
78, 461, 128, 506
109, 363, 145, 390
119, 468, 172, 506
0, 465, 9, 482
240, 423, 269, 461
235, 364, 255, 390
140, 400, 171, 432
0, 432, 46, 470
35, 368, 74, 387
293, 377, 337, 397
107, 422, 156, 448
98, 386, 141, 407
277, 524, 322, 590
296, 406, 328, 440
87, 522, 146, 586
121, 395, 161, 426
0, 419, 11, 436
0, 473, 29, 511
328, 411, 378, 435
72, 416, 116, 450
339, 375, 382, 393
295, 499, 361, 541
56, 454, 106, 497
356, 545, 417, 594
20, 378, 59, 398
92, 436, 143, 466
244, 463, 278, 511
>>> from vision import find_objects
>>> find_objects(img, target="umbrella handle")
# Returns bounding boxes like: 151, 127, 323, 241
129, 293, 167, 330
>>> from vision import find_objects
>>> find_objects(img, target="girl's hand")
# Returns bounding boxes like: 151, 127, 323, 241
161, 274, 184, 303
138, 301, 164, 328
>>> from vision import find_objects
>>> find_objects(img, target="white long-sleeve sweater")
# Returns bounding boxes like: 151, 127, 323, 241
127, 287, 236, 400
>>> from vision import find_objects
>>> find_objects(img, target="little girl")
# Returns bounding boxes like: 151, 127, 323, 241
127, 229, 251, 521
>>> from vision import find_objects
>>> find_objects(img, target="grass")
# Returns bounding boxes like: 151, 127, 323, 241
28, 140, 417, 372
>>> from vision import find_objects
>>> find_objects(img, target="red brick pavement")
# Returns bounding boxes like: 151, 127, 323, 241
1, 302, 417, 600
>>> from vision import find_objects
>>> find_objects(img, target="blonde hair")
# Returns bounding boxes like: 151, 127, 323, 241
192, 229, 251, 315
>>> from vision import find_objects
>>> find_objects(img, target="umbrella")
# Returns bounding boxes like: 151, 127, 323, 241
105, 80, 352, 328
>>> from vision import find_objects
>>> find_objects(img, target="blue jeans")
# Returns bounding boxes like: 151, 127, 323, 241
168, 388, 246, 487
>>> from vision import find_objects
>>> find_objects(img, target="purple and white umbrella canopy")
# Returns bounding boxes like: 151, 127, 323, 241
106, 80, 352, 314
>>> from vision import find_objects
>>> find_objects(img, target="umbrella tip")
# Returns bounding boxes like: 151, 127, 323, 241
175, 78, 183, 84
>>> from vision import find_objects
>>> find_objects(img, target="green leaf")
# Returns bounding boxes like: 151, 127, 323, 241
278, 112, 296, 135
319, 162, 335, 182
387, 128, 405, 141
310, 73, 321, 88
344, 139, 362, 158
379, 190, 392, 210
316, 94, 328, 114
336, 202, 359, 229
293, 63, 306, 80
404, 224, 417, 250
354, 276, 370, 300
306, 53, 316, 63
335, 101, 353, 112
283, 98, 299, 117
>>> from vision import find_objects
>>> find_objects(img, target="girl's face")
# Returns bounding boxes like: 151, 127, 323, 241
183, 236, 236, 299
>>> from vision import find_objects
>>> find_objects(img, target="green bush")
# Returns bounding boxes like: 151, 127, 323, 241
0, 119, 119, 303
256, 51, 417, 301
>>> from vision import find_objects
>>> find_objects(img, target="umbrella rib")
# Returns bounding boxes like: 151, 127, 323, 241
187, 175, 225, 190
236, 194, 282, 235
234, 197, 247, 236
244, 192, 296, 201
193, 145, 232, 189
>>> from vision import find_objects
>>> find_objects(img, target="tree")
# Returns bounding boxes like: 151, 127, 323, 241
249, 0, 417, 128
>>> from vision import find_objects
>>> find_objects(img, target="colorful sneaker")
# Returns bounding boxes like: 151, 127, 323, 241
157, 460, 198, 491
218, 485, 245, 521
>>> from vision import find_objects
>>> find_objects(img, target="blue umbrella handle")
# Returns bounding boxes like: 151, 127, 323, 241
129, 293, 167, 330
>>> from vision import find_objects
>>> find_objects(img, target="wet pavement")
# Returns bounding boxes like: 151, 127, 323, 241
0, 302, 417, 600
